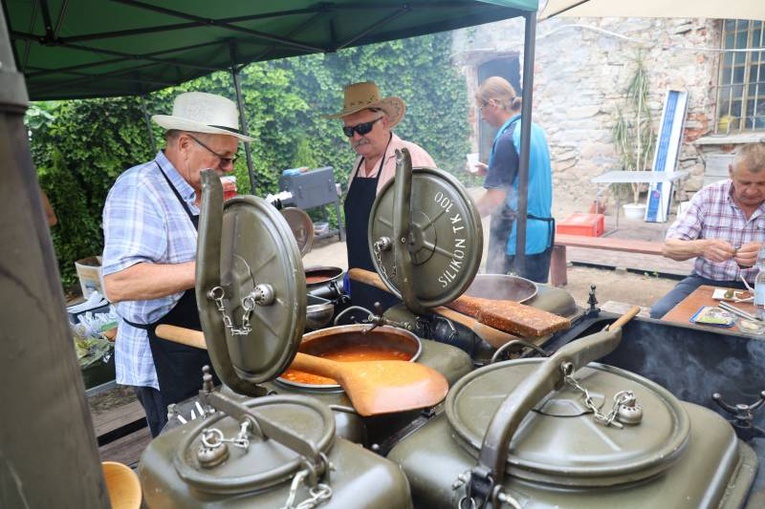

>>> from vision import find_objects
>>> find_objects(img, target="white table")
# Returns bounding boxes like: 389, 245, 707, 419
591, 170, 689, 232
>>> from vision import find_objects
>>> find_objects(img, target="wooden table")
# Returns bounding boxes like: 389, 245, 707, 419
661, 284, 755, 333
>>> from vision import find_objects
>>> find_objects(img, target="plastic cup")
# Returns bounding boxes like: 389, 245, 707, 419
466, 153, 480, 173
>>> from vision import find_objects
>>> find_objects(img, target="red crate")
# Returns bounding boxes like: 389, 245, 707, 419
556, 213, 605, 237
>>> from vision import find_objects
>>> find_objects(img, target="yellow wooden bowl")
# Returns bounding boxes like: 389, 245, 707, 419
102, 461, 142, 509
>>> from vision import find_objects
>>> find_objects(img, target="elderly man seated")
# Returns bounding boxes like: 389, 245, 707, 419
650, 143, 765, 319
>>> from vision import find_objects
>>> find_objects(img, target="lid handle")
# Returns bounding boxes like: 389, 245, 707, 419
467, 307, 640, 505
392, 148, 427, 314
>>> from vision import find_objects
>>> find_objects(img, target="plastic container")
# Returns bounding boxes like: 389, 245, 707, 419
75, 256, 103, 298
220, 176, 237, 200
556, 213, 605, 237
738, 318, 765, 335
314, 221, 330, 237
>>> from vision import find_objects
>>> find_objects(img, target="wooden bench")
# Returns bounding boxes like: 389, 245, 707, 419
91, 399, 147, 447
550, 233, 665, 286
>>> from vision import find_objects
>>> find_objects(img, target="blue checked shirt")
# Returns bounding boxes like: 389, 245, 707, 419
101, 151, 199, 389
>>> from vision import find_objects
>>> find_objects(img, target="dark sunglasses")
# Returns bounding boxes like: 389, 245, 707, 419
342, 116, 384, 137
188, 134, 238, 165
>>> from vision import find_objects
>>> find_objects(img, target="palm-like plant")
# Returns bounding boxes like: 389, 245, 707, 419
612, 54, 656, 204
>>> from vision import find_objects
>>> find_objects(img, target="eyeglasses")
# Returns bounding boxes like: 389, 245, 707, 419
342, 116, 384, 138
188, 134, 238, 166
478, 100, 489, 111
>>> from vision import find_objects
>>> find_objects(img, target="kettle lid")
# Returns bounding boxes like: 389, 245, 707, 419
446, 359, 691, 487
196, 171, 306, 389
369, 160, 483, 310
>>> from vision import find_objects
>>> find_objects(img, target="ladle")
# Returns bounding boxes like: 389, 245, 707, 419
155, 324, 449, 417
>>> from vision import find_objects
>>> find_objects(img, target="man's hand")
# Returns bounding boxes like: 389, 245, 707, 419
702, 239, 737, 263
471, 161, 488, 176
734, 241, 762, 268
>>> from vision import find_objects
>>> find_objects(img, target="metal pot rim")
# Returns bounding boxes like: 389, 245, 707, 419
277, 324, 422, 390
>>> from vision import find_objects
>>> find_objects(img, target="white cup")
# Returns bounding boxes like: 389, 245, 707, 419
466, 153, 480, 173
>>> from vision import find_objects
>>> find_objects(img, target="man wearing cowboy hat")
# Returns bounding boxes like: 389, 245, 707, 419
327, 81, 435, 311
101, 91, 252, 436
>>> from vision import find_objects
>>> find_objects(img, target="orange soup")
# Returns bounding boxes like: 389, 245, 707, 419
281, 344, 412, 386
306, 275, 331, 284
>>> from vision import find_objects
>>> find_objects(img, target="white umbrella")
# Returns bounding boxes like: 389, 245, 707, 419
540, 0, 765, 20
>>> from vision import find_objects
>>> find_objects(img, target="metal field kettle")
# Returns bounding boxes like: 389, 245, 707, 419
387, 310, 758, 508
344, 148, 576, 362
138, 170, 413, 508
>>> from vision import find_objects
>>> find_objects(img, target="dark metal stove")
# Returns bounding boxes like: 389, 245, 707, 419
278, 166, 345, 241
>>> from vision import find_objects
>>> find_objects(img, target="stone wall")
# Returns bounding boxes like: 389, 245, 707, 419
452, 17, 721, 218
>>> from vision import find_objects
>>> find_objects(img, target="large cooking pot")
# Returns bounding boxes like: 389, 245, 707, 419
305, 265, 345, 300
306, 294, 334, 330
388, 321, 758, 508
464, 273, 538, 303
278, 324, 422, 390
140, 394, 412, 508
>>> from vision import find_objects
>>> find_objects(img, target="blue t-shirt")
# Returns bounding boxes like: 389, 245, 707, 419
484, 114, 553, 255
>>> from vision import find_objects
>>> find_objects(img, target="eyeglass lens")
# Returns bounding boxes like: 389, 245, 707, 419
189, 134, 237, 164
343, 116, 384, 137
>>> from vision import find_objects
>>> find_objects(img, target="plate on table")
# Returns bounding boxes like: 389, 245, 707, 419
712, 288, 753, 302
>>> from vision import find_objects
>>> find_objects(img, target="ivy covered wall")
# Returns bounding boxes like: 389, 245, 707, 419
29, 33, 471, 291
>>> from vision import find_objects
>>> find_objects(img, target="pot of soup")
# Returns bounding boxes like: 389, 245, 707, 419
305, 265, 345, 300
279, 324, 422, 389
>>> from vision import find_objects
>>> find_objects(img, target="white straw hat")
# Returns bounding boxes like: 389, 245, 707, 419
325, 81, 406, 128
152, 92, 254, 142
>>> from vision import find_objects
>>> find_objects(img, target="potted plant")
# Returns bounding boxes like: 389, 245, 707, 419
611, 53, 655, 220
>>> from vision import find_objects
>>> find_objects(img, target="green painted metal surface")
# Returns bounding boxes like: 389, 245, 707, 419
370, 163, 484, 310
139, 395, 413, 508
4, 0, 537, 101
196, 170, 306, 393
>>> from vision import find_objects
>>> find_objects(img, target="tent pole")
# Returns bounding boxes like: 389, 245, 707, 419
0, 9, 109, 507
515, 11, 537, 273
140, 93, 157, 153
229, 43, 256, 194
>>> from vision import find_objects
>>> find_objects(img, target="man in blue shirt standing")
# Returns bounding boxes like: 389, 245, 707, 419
101, 92, 252, 436
472, 76, 554, 283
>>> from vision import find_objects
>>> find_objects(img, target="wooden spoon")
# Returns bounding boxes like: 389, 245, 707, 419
155, 324, 449, 417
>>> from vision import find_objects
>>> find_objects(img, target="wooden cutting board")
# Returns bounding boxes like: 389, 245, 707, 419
348, 268, 571, 338
444, 293, 570, 337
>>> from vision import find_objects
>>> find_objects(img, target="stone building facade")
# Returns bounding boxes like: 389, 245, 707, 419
453, 17, 760, 219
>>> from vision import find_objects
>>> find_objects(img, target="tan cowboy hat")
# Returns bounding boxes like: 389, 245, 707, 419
326, 81, 406, 128
152, 91, 254, 142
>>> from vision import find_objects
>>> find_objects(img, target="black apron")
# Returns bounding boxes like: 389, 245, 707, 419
125, 163, 219, 411
344, 143, 399, 312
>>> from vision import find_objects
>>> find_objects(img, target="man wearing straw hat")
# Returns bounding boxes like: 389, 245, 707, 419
102, 92, 253, 436
327, 81, 435, 311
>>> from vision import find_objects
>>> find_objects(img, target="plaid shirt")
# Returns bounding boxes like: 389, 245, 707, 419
667, 179, 765, 282
101, 152, 199, 389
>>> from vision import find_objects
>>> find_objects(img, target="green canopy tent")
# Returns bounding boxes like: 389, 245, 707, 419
0, 1, 540, 507
4, 0, 539, 197
7, 0, 537, 100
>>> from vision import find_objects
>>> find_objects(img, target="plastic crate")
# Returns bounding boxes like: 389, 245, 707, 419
556, 213, 605, 237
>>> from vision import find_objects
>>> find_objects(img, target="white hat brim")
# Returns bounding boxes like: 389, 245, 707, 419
152, 115, 254, 142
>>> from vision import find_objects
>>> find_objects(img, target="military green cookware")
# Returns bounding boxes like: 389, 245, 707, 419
140, 171, 413, 508
387, 316, 758, 508
368, 149, 484, 313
